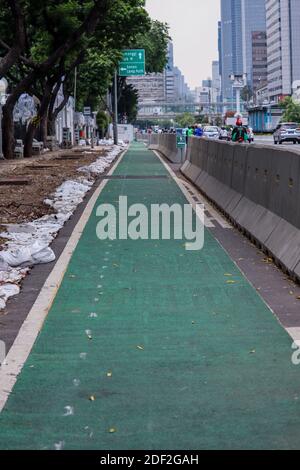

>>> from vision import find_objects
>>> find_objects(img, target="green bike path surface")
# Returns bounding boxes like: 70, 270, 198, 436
1, 142, 300, 450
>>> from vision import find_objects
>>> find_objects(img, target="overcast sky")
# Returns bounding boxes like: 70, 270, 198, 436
145, 0, 220, 89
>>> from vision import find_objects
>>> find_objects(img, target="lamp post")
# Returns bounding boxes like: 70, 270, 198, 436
230, 73, 247, 115
0, 78, 8, 159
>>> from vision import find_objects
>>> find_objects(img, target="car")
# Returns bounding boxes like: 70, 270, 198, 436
273, 122, 300, 145
203, 126, 219, 139
219, 127, 230, 141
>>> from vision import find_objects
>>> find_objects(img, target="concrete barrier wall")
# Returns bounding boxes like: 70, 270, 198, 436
148, 134, 184, 163
175, 136, 300, 280
136, 133, 150, 145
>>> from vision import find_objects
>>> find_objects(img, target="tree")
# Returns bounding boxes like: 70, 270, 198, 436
0, 0, 26, 77
176, 113, 195, 128
132, 20, 170, 73
279, 96, 300, 123
96, 110, 110, 138
1, 0, 112, 158
118, 82, 139, 123
0, 0, 152, 158
241, 85, 253, 104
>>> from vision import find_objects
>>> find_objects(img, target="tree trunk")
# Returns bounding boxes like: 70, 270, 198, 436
24, 121, 36, 158
41, 115, 48, 146
24, 89, 52, 158
2, 104, 15, 159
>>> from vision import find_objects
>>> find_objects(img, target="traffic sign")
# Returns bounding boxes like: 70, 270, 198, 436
83, 107, 91, 116
176, 134, 186, 149
119, 49, 145, 77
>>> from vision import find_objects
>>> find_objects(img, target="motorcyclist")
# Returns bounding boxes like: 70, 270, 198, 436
231, 117, 249, 143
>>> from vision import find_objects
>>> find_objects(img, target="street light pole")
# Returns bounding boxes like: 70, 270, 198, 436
0, 102, 4, 159
113, 70, 118, 145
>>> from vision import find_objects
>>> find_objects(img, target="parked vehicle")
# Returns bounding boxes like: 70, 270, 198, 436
247, 127, 254, 142
219, 127, 230, 141
273, 123, 300, 144
203, 126, 219, 139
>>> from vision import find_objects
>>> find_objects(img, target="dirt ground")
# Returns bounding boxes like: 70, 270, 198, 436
0, 147, 107, 244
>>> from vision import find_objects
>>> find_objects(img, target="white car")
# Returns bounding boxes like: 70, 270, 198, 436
203, 126, 219, 139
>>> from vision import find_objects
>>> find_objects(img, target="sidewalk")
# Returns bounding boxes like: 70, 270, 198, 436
1, 142, 300, 450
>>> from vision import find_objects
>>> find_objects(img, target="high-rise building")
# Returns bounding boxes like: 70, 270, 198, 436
212, 61, 222, 110
266, 0, 300, 103
241, 0, 266, 87
220, 0, 243, 108
252, 31, 268, 91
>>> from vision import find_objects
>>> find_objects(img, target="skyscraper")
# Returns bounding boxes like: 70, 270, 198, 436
241, 0, 266, 87
251, 31, 267, 91
220, 0, 243, 108
266, 0, 300, 102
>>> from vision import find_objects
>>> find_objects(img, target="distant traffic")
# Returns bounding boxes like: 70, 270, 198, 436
138, 120, 300, 146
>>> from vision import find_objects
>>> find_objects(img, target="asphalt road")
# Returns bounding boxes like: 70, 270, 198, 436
254, 134, 300, 150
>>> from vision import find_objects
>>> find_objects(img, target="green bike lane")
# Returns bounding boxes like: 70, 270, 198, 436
1, 142, 300, 449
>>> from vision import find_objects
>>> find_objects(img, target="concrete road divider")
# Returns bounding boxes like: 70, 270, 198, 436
149, 133, 183, 163
175, 135, 300, 280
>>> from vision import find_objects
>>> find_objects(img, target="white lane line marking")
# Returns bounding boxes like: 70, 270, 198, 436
152, 151, 215, 228
286, 328, 300, 343
182, 181, 232, 229
152, 150, 231, 229
0, 148, 127, 413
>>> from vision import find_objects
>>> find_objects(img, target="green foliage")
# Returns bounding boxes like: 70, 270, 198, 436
176, 113, 195, 128
132, 20, 170, 73
279, 96, 300, 123
241, 85, 253, 103
96, 110, 110, 137
118, 82, 139, 123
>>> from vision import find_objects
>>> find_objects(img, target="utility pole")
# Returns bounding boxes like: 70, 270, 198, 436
0, 79, 8, 159
113, 71, 118, 145
0, 102, 4, 159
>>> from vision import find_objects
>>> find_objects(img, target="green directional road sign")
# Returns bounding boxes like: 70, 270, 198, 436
119, 49, 145, 77
176, 134, 186, 149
